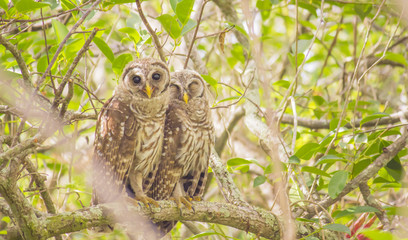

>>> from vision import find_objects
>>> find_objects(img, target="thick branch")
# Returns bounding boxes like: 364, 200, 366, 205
6, 201, 339, 240
0, 35, 31, 86
0, 175, 42, 239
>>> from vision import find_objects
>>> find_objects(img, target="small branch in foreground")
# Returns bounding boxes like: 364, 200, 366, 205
37, 0, 102, 87
359, 182, 390, 230
135, 0, 166, 62
184, 0, 208, 69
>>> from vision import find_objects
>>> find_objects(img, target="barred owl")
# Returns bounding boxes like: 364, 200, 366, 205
92, 58, 170, 207
147, 70, 215, 235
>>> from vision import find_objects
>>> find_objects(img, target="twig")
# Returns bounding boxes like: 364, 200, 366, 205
214, 108, 245, 155
38, 0, 102, 87
304, 129, 408, 218
53, 28, 98, 115
135, 0, 166, 62
184, 0, 209, 69
359, 182, 390, 229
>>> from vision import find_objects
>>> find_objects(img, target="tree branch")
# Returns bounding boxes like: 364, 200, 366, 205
304, 130, 408, 218
37, 0, 102, 87
5, 201, 340, 240
135, 0, 166, 62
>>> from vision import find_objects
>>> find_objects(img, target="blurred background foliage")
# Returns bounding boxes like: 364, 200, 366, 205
1, 0, 408, 239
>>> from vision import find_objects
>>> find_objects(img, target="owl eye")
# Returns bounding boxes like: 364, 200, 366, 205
188, 81, 200, 92
170, 84, 180, 91
152, 73, 161, 81
132, 75, 142, 84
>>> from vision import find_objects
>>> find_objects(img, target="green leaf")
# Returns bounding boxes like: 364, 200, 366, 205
37, 55, 48, 73
181, 19, 197, 36
112, 53, 133, 76
201, 75, 218, 88
170, 0, 181, 13
93, 37, 115, 63
355, 133, 368, 144
354, 4, 372, 21
157, 14, 182, 40
301, 166, 331, 178
12, 0, 49, 12
328, 171, 349, 199
52, 19, 69, 44
0, 230, 7, 235
1, 216, 10, 223
291, 39, 312, 53
312, 95, 326, 106
335, 206, 380, 218
227, 158, 253, 166
253, 175, 266, 187
273, 80, 290, 89
119, 27, 141, 44
360, 112, 389, 127
231, 43, 245, 64
315, 155, 346, 166
352, 159, 371, 177
175, 0, 194, 25
385, 157, 405, 182
288, 155, 300, 164
264, 164, 272, 174
216, 96, 240, 104
383, 52, 408, 66
359, 230, 395, 240
322, 223, 351, 234
295, 143, 319, 160
0, 0, 8, 11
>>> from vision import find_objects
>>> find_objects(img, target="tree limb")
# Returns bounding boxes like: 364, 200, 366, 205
304, 130, 408, 218
5, 201, 340, 240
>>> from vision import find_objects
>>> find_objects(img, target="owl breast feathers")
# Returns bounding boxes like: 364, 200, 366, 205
146, 69, 215, 236
92, 58, 170, 206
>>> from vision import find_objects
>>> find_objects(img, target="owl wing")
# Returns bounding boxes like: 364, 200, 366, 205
180, 127, 214, 199
92, 97, 139, 205
146, 104, 183, 200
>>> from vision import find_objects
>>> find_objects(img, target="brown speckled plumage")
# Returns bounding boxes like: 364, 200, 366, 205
147, 70, 215, 235
92, 58, 170, 206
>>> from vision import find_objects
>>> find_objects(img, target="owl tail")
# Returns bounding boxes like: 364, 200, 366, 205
155, 221, 177, 238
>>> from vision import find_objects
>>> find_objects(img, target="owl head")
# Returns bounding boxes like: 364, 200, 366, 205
121, 58, 170, 99
169, 70, 210, 116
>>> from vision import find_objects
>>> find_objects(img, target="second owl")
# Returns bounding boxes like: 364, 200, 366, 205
147, 69, 215, 235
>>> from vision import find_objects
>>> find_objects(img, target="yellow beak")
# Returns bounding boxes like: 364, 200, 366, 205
143, 83, 154, 98
183, 92, 189, 104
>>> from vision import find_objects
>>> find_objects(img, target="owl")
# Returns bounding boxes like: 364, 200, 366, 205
92, 58, 170, 208
147, 70, 215, 235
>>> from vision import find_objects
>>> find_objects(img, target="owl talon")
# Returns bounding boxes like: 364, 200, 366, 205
134, 196, 160, 210
192, 196, 202, 201
170, 196, 193, 215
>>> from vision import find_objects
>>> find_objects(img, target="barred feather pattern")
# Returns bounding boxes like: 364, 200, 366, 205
146, 70, 214, 236
92, 58, 170, 206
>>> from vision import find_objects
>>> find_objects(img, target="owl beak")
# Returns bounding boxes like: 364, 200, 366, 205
183, 92, 189, 104
143, 83, 154, 98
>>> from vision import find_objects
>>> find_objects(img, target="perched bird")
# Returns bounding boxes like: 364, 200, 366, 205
92, 58, 170, 208
147, 69, 215, 235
